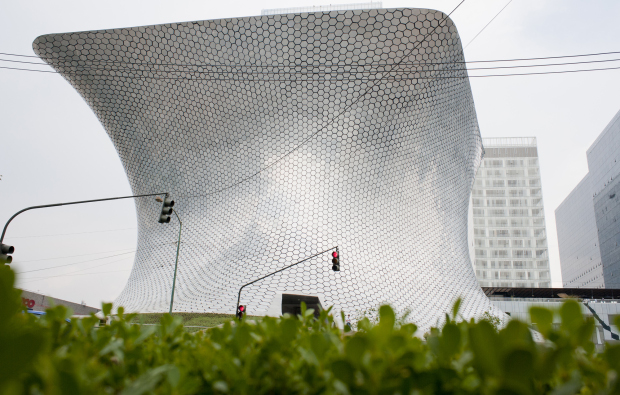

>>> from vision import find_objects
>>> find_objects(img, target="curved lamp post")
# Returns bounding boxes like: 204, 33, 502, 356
0, 192, 168, 265
156, 196, 183, 314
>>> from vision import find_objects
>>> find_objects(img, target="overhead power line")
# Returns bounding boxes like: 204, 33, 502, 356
3, 56, 620, 73
4, 50, 620, 66
14, 240, 180, 265
3, 54, 620, 80
18, 239, 197, 282
6, 227, 136, 239
2, 64, 620, 80
161, 0, 468, 200
19, 255, 136, 283
1, 2, 473, 209
15, 251, 136, 274
20, 268, 132, 283
466, 65, 620, 77
15, 247, 136, 263
464, 0, 514, 49
466, 51, 620, 63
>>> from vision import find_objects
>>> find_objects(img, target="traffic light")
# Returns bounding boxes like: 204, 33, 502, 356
331, 250, 340, 272
1, 243, 14, 265
158, 197, 175, 223
237, 305, 245, 320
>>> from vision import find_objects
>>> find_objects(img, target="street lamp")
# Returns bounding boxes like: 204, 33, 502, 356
156, 196, 183, 314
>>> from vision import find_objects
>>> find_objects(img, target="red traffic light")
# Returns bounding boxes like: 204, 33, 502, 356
237, 305, 246, 320
331, 250, 340, 272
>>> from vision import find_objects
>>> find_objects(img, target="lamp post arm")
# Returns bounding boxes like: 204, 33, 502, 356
236, 246, 338, 316
0, 192, 168, 244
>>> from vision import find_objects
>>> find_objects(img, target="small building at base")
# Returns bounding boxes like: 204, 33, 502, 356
484, 287, 620, 345
20, 289, 100, 315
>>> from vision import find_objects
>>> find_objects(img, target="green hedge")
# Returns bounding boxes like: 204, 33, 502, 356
2, 265, 620, 394
128, 313, 243, 332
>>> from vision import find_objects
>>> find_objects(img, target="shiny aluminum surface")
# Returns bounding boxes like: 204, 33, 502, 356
34, 8, 498, 328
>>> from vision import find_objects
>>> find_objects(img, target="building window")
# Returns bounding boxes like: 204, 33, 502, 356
513, 250, 533, 258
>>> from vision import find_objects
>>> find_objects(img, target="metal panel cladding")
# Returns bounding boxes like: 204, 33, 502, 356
33, 8, 498, 328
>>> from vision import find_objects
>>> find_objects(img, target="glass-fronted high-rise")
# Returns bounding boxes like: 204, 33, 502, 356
556, 108, 620, 288
471, 138, 551, 288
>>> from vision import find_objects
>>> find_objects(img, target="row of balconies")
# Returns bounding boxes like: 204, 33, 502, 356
471, 198, 544, 207
472, 208, 545, 217
481, 159, 539, 168
480, 169, 540, 178
478, 281, 551, 288
474, 249, 549, 259
474, 229, 547, 238
472, 188, 542, 197
476, 270, 550, 280
474, 239, 548, 248
474, 179, 542, 188
475, 260, 549, 269
472, 219, 544, 228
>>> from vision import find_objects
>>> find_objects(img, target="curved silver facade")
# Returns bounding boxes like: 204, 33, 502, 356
33, 8, 497, 328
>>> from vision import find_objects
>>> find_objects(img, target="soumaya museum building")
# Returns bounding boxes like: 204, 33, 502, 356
33, 5, 503, 328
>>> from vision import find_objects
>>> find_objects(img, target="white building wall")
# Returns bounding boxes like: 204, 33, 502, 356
472, 138, 551, 288
556, 108, 620, 288
491, 298, 620, 343
556, 175, 603, 287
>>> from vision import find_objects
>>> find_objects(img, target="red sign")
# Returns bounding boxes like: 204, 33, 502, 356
22, 298, 35, 309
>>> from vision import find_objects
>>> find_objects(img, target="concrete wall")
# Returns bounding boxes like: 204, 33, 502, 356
594, 177, 620, 287
556, 108, 620, 288
20, 289, 99, 315
491, 298, 620, 343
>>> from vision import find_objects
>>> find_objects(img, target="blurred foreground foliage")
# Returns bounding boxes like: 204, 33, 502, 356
128, 312, 243, 333
2, 266, 620, 394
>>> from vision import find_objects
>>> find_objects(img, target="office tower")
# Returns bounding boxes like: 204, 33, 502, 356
471, 138, 551, 288
556, 109, 620, 288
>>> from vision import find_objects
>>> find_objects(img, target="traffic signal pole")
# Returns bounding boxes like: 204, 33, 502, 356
0, 192, 168, 264
0, 193, 168, 243
169, 208, 182, 314
235, 246, 339, 317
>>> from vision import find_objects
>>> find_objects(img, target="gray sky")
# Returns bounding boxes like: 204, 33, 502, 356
2, 0, 619, 308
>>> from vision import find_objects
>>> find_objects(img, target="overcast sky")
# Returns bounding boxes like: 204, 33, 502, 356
2, 0, 619, 308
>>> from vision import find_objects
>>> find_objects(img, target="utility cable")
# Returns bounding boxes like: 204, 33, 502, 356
3, 56, 620, 74
15, 251, 136, 274
464, 0, 514, 49
6, 227, 136, 239
19, 256, 135, 281
3, 64, 620, 80
20, 268, 132, 283
14, 240, 179, 264
172, 0, 468, 199
5, 55, 620, 69
15, 247, 136, 263
4, 2, 618, 203
4, 50, 620, 66
466, 65, 620, 77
